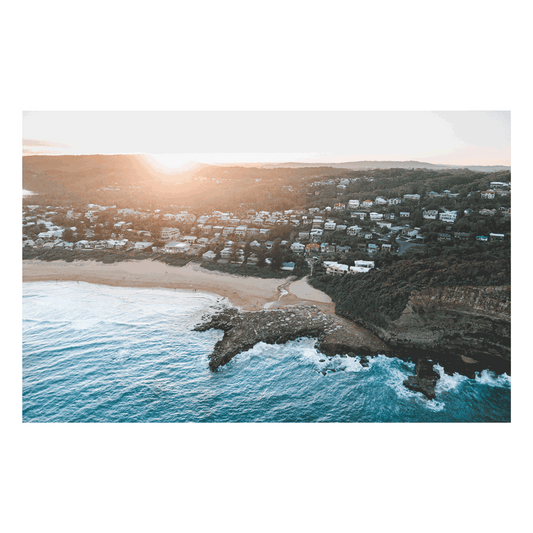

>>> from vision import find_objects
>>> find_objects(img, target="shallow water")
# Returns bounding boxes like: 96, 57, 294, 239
22, 282, 511, 422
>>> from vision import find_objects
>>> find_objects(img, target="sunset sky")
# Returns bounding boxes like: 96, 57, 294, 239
22, 110, 511, 169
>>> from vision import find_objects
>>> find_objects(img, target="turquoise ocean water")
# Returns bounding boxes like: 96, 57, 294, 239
22, 282, 511, 423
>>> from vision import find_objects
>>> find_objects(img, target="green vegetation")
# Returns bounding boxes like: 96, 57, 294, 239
198, 262, 302, 279
22, 247, 189, 266
309, 241, 510, 327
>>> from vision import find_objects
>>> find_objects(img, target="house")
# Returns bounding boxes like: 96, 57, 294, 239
347, 225, 361, 236
490, 233, 505, 241
348, 199, 360, 209
324, 221, 336, 231
325, 262, 349, 275
235, 225, 248, 237
400, 211, 410, 218
161, 227, 181, 241
374, 197, 387, 205
333, 203, 345, 210
490, 181, 511, 188
164, 242, 190, 253
305, 243, 320, 254
281, 262, 295, 271
439, 211, 458, 223
454, 232, 470, 241
367, 243, 379, 253
403, 194, 421, 201
222, 227, 234, 236
310, 229, 323, 237
384, 213, 396, 220
362, 200, 373, 208
437, 233, 451, 242
376, 221, 392, 230
479, 209, 497, 216
387, 198, 402, 205
182, 236, 197, 244
481, 190, 496, 199
382, 243, 392, 251
476, 235, 488, 242
220, 248, 232, 259
291, 242, 305, 253
336, 245, 351, 253
423, 210, 438, 220
202, 250, 216, 261
350, 212, 366, 220
352, 260, 375, 272
134, 241, 153, 250
369, 212, 383, 221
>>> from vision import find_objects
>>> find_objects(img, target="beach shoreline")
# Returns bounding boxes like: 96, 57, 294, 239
22, 259, 334, 312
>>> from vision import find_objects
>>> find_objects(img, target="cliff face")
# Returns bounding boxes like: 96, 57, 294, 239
355, 285, 511, 377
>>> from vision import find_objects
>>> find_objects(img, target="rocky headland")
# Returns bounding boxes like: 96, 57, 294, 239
193, 305, 389, 371
193, 284, 510, 400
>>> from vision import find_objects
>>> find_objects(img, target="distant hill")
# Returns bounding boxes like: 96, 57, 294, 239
225, 160, 510, 173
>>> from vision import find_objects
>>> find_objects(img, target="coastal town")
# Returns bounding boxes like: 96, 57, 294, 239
23, 168, 511, 277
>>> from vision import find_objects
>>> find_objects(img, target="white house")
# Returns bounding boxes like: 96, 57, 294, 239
161, 227, 181, 241
202, 250, 216, 261
439, 211, 458, 223
164, 242, 190, 253
387, 198, 402, 205
134, 241, 154, 250
423, 210, 438, 219
347, 226, 361, 236
403, 194, 421, 201
291, 242, 305, 253
481, 190, 496, 199
348, 199, 360, 209
324, 221, 336, 230
369, 212, 383, 221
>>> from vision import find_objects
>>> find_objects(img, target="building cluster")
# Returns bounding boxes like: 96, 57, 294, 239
23, 179, 510, 274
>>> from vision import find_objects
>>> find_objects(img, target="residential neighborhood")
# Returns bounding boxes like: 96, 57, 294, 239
23, 165, 511, 277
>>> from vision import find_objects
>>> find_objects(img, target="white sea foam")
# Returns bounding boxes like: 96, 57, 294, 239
434, 364, 469, 393
474, 369, 511, 388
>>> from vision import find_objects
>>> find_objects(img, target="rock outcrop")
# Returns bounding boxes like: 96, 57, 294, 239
403, 359, 440, 400
193, 305, 390, 371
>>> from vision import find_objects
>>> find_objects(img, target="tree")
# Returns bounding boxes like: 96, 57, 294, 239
269, 242, 283, 271
256, 248, 267, 268
62, 227, 76, 243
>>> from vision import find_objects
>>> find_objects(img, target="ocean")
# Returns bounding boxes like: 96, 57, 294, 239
22, 281, 511, 423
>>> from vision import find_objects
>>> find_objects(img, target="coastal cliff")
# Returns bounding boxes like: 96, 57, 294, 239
348, 285, 511, 378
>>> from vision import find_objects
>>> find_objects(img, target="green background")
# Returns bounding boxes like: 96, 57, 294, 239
5, 0, 533, 533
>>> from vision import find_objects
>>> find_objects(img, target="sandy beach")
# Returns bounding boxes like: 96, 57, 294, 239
23, 259, 333, 312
